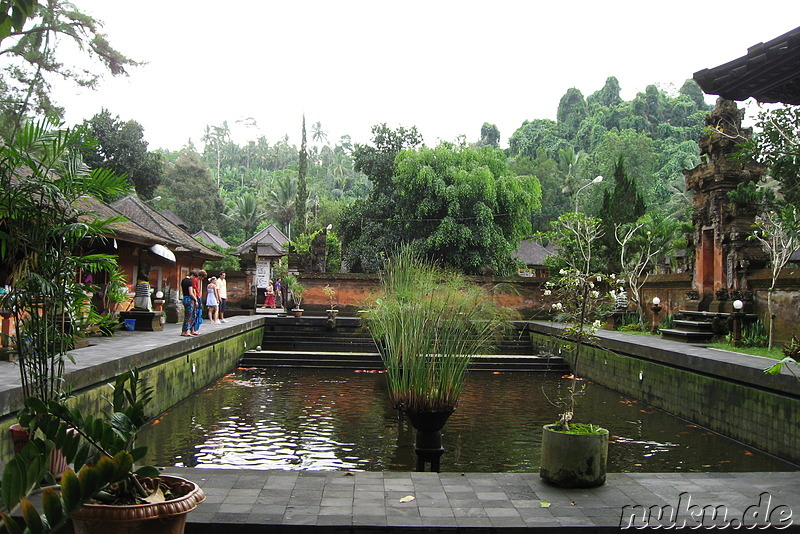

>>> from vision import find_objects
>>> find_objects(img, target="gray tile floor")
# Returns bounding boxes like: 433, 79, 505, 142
2, 317, 799, 531
163, 468, 800, 531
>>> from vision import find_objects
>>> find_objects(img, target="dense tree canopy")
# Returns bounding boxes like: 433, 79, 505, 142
81, 109, 163, 199
341, 141, 541, 275
156, 149, 224, 235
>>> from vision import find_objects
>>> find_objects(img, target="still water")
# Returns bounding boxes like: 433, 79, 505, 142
139, 368, 796, 473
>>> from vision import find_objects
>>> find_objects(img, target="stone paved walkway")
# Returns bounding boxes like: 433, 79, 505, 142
163, 467, 800, 531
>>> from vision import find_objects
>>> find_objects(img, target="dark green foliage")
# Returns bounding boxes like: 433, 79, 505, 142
508, 119, 566, 160
342, 140, 541, 275
599, 157, 645, 268
0, 369, 157, 532
156, 149, 224, 234
81, 109, 163, 199
352, 123, 423, 192
557, 88, 588, 140
478, 122, 500, 147
741, 104, 800, 206
727, 181, 775, 215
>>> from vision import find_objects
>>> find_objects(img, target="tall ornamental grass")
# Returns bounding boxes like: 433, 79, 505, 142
365, 249, 514, 415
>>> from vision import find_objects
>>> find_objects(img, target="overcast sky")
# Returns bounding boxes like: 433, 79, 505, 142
51, 1, 800, 151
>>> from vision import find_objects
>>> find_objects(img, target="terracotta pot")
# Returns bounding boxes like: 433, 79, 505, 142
71, 475, 205, 534
291, 308, 304, 318
539, 423, 608, 488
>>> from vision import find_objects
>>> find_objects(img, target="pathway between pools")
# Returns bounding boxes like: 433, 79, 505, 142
1, 317, 798, 531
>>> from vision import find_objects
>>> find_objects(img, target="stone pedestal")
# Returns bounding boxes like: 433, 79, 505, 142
119, 311, 164, 332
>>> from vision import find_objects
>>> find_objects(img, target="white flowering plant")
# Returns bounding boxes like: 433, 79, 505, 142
545, 268, 624, 431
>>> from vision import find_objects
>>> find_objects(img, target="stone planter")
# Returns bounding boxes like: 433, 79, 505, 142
539, 423, 608, 488
291, 308, 304, 318
71, 475, 205, 534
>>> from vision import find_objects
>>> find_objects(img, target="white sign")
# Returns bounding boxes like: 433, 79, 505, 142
255, 259, 270, 289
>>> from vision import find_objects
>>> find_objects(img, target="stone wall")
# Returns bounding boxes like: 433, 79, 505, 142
528, 323, 800, 464
295, 273, 552, 318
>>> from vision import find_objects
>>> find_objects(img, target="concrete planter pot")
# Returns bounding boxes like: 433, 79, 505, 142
71, 475, 205, 534
539, 424, 608, 488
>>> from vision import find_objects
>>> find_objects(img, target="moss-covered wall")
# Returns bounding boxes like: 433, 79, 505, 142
529, 330, 800, 465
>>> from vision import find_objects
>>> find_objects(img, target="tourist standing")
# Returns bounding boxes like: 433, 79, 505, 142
217, 271, 228, 323
194, 270, 207, 332
181, 271, 199, 337
206, 276, 221, 324
264, 280, 276, 308
274, 278, 282, 309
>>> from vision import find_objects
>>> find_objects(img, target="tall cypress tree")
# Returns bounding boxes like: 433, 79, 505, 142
295, 115, 308, 236
600, 156, 645, 268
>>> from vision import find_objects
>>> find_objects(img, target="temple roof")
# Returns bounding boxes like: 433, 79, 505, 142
693, 25, 800, 105
236, 224, 289, 257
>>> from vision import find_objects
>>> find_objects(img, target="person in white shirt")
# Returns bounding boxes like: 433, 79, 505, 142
217, 272, 228, 323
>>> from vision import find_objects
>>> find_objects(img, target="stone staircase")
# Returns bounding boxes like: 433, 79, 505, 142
239, 316, 568, 372
660, 310, 727, 343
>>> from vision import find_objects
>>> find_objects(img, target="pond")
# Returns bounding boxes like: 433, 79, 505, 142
139, 367, 797, 473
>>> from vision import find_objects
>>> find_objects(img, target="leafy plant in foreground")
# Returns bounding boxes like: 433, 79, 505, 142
0, 369, 161, 533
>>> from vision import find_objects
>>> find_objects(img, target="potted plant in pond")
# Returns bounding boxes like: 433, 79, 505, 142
0, 369, 205, 534
538, 212, 622, 488
363, 248, 514, 471
0, 121, 131, 459
285, 275, 305, 317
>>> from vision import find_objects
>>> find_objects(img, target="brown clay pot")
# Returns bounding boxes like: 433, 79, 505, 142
291, 308, 304, 318
70, 475, 205, 534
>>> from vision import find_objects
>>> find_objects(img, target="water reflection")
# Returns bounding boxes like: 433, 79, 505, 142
139, 368, 797, 473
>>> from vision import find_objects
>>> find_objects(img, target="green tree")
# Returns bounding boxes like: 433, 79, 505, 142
557, 87, 588, 140
81, 109, 163, 199
478, 122, 500, 147
343, 142, 541, 275
508, 152, 568, 234
311, 120, 328, 144
616, 212, 684, 327
508, 119, 566, 159
745, 104, 800, 206
599, 157, 645, 268
353, 123, 422, 192
268, 174, 296, 237
157, 149, 223, 234
224, 192, 267, 240
0, 1, 139, 139
296, 115, 308, 235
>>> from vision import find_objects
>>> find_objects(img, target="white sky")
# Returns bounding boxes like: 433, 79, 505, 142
51, 1, 800, 151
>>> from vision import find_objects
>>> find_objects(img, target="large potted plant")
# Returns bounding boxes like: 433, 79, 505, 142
364, 249, 512, 471
0, 369, 205, 534
538, 213, 622, 488
284, 275, 305, 317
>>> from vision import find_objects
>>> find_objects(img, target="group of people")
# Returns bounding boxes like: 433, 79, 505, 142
263, 278, 282, 308
180, 270, 228, 337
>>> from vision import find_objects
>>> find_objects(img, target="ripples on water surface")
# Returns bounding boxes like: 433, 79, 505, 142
139, 368, 796, 473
